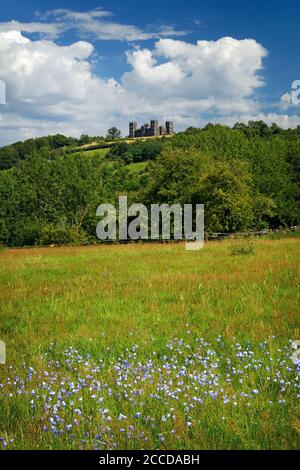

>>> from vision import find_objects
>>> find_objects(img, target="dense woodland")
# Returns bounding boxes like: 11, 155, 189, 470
0, 121, 299, 246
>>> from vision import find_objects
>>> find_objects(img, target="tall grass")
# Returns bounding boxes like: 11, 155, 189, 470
0, 238, 299, 449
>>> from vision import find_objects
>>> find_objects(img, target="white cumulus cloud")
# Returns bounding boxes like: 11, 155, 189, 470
0, 30, 299, 145
123, 37, 267, 101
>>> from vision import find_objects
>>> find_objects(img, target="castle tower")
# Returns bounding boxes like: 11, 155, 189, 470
150, 120, 159, 136
165, 121, 174, 135
129, 122, 137, 138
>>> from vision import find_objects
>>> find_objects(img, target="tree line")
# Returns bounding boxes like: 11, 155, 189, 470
0, 122, 299, 246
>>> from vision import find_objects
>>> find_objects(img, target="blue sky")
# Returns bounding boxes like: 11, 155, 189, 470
0, 0, 299, 144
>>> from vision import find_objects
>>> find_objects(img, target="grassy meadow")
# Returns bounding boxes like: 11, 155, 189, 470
79, 148, 110, 158
0, 237, 299, 449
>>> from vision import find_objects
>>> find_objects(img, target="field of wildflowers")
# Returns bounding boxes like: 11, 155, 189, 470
0, 237, 299, 449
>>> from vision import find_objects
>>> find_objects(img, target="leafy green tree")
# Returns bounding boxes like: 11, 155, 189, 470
141, 146, 212, 205
106, 127, 121, 140
193, 160, 255, 233
248, 138, 298, 226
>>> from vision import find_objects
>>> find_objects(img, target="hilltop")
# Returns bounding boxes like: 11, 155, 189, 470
0, 132, 174, 171
1, 121, 300, 171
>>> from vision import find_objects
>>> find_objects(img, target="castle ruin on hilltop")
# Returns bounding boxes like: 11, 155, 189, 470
129, 120, 174, 138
